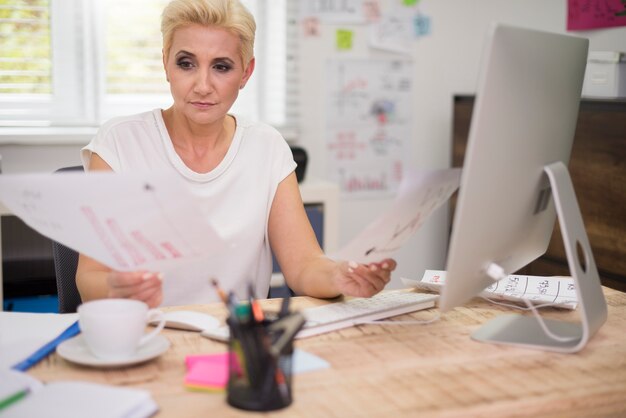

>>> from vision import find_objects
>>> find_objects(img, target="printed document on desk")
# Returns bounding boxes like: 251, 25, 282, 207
0, 371, 157, 418
0, 171, 228, 305
402, 270, 578, 309
333, 169, 461, 263
0, 312, 79, 370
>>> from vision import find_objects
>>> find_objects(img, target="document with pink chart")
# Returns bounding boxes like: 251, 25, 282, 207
0, 170, 225, 275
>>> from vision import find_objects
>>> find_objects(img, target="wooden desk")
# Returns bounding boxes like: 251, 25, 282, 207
28, 289, 626, 418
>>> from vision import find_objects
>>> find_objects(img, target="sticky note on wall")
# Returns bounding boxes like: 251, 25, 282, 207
336, 29, 354, 50
414, 14, 431, 37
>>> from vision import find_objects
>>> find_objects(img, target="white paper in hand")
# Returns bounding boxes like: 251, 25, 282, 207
333, 168, 461, 263
0, 171, 225, 272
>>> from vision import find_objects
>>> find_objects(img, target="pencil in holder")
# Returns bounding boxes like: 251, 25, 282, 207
226, 309, 304, 411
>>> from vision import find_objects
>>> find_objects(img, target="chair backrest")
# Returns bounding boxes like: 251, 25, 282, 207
52, 165, 83, 313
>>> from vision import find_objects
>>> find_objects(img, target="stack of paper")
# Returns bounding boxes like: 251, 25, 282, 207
0, 312, 79, 370
402, 270, 578, 309
0, 370, 158, 418
184, 353, 233, 392
0, 370, 42, 411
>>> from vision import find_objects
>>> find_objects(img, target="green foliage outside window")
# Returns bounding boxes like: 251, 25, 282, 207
0, 0, 51, 94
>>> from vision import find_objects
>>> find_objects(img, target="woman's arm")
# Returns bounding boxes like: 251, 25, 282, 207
75, 153, 162, 307
269, 172, 395, 299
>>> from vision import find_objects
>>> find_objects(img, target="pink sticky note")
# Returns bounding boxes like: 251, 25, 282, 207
184, 353, 242, 389
567, 0, 626, 31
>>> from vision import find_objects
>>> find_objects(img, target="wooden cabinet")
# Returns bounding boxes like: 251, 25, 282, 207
452, 95, 626, 291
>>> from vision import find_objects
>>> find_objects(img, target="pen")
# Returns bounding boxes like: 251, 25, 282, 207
248, 283, 264, 323
210, 278, 228, 305
12, 320, 81, 372
274, 366, 289, 403
279, 295, 291, 318
0, 389, 28, 411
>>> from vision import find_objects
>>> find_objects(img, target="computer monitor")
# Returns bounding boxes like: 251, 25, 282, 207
440, 24, 607, 353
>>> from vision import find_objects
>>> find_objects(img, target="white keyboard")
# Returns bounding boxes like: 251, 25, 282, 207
298, 291, 438, 338
200, 291, 438, 342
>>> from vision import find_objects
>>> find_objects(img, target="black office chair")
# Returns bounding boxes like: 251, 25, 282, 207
51, 165, 83, 313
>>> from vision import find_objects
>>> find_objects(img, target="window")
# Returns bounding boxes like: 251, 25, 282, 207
0, 0, 296, 133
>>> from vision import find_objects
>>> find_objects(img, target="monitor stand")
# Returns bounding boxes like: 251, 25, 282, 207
471, 161, 608, 353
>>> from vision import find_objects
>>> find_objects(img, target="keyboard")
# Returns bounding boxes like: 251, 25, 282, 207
297, 290, 438, 338
200, 291, 438, 342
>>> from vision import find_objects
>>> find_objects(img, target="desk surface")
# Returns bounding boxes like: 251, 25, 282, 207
28, 288, 626, 418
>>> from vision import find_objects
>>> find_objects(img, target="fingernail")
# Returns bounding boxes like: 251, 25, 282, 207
348, 261, 359, 269
382, 262, 389, 269
156, 273, 164, 281
142, 273, 152, 280
348, 267, 354, 274
370, 264, 378, 272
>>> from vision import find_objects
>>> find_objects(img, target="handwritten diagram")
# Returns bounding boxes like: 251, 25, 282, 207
333, 169, 461, 263
326, 59, 412, 198
415, 270, 578, 309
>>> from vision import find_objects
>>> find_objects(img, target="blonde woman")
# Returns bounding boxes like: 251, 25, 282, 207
76, 0, 396, 307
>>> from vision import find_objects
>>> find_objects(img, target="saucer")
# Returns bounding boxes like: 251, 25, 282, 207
57, 334, 170, 368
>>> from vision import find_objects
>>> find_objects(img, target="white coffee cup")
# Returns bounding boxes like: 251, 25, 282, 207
78, 299, 166, 360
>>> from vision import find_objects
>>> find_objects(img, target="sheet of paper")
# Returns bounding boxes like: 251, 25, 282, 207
0, 381, 158, 418
0, 171, 233, 306
401, 270, 578, 309
369, 12, 413, 54
0, 171, 225, 273
299, 0, 366, 24
0, 370, 43, 406
326, 59, 413, 199
0, 312, 78, 370
292, 349, 331, 373
333, 168, 461, 263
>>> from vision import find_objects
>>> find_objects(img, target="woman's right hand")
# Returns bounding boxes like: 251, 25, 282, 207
106, 271, 163, 308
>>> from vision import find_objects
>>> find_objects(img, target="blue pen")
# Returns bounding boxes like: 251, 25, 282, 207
11, 320, 81, 372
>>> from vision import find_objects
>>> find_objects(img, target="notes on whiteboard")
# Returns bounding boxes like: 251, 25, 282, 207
402, 270, 578, 310
333, 169, 460, 263
299, 0, 366, 24
326, 59, 413, 198
369, 10, 414, 54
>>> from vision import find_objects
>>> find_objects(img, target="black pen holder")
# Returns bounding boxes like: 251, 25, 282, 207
226, 316, 294, 411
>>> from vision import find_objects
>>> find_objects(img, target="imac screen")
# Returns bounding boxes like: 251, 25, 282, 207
440, 24, 588, 312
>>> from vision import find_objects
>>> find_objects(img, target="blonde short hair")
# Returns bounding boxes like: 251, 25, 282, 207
161, 0, 256, 65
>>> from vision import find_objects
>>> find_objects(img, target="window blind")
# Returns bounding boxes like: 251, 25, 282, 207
0, 0, 298, 135
0, 1, 51, 94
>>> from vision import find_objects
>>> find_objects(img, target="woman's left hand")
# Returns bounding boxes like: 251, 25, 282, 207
333, 258, 397, 298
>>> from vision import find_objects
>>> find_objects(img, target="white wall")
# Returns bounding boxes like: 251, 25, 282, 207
0, 144, 85, 173
1, 0, 625, 288
296, 0, 626, 288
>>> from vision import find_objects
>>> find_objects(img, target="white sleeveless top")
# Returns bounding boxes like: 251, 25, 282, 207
81, 109, 296, 305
